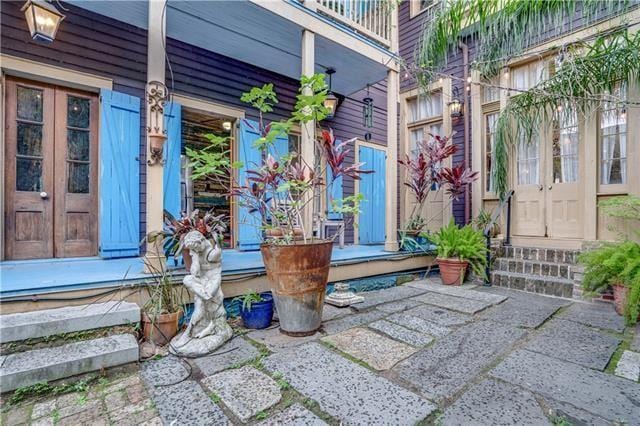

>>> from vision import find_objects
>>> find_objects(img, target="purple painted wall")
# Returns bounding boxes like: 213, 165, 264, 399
1, 1, 387, 246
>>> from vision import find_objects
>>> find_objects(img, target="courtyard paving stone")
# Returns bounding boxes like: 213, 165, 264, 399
490, 349, 640, 423
322, 327, 418, 370
442, 379, 550, 426
322, 304, 354, 321
256, 403, 326, 425
350, 285, 427, 311
412, 292, 494, 314
368, 319, 434, 347
408, 280, 507, 304
263, 342, 436, 425
192, 337, 260, 376
524, 319, 621, 370
141, 355, 189, 386
376, 298, 423, 313
478, 288, 569, 328
202, 365, 281, 422
385, 311, 451, 337
559, 302, 626, 333
247, 326, 321, 352
147, 379, 228, 425
393, 320, 526, 402
615, 350, 640, 381
401, 303, 473, 326
321, 309, 388, 334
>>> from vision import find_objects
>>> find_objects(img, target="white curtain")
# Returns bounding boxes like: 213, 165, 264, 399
558, 110, 579, 183
517, 132, 539, 185
600, 109, 617, 184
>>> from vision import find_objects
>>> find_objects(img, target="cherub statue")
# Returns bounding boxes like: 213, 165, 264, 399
170, 231, 232, 356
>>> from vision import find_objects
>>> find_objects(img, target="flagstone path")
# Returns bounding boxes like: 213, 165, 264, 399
3, 278, 639, 425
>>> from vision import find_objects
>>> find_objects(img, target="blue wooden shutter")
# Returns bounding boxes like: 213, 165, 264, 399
163, 102, 182, 219
358, 146, 385, 245
237, 120, 263, 250
326, 166, 343, 220
99, 89, 141, 258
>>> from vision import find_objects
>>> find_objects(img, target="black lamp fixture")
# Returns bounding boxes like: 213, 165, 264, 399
363, 84, 374, 141
324, 68, 339, 119
448, 86, 464, 119
22, 0, 65, 43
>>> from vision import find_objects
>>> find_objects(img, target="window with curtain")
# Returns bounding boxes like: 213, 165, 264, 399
599, 83, 627, 185
482, 76, 500, 103
552, 108, 579, 183
517, 131, 540, 185
484, 112, 499, 192
406, 91, 443, 156
511, 61, 549, 91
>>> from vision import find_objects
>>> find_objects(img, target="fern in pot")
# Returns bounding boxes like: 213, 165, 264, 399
141, 260, 184, 346
431, 220, 488, 285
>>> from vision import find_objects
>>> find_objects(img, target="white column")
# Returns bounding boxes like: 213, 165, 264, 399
301, 29, 316, 238
385, 68, 399, 251
144, 0, 167, 272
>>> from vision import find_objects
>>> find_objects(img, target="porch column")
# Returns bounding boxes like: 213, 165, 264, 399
385, 68, 399, 252
301, 29, 316, 237
144, 0, 167, 272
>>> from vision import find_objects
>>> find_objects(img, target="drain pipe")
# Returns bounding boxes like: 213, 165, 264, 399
459, 41, 471, 224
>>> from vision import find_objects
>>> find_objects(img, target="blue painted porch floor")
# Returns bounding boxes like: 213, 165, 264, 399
0, 245, 417, 298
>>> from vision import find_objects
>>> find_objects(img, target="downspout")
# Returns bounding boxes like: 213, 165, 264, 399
459, 41, 471, 224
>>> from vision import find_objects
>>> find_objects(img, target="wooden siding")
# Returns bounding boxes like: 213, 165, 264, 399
2, 1, 387, 246
1, 1, 149, 240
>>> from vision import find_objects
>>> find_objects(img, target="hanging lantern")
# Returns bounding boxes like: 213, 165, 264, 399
363, 84, 374, 141
324, 68, 339, 119
22, 0, 65, 43
448, 86, 463, 119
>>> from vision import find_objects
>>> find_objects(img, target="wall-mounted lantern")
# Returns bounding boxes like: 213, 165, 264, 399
448, 86, 464, 119
363, 84, 374, 141
22, 0, 65, 43
324, 68, 339, 119
146, 81, 169, 165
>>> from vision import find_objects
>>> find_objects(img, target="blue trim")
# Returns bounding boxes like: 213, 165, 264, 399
0, 245, 428, 298
163, 102, 182, 218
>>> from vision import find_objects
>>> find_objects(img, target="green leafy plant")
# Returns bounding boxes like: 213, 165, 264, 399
599, 195, 640, 239
142, 259, 182, 318
431, 220, 488, 278
473, 209, 499, 237
579, 241, 640, 325
233, 291, 267, 313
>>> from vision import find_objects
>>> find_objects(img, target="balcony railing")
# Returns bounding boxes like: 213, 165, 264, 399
314, 0, 392, 46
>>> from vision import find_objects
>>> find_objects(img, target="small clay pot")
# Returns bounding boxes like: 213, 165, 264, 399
142, 311, 182, 346
612, 282, 628, 316
437, 257, 469, 286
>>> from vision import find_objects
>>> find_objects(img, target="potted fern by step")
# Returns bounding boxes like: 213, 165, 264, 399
431, 220, 488, 285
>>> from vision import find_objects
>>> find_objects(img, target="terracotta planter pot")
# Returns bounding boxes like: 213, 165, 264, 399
261, 240, 333, 336
437, 257, 469, 286
142, 311, 182, 346
612, 283, 628, 316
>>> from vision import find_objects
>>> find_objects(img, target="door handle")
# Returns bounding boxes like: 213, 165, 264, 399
40, 191, 49, 199
538, 185, 543, 191
548, 185, 552, 190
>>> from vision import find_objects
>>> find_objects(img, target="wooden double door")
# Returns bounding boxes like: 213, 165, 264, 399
4, 78, 98, 260
512, 116, 583, 239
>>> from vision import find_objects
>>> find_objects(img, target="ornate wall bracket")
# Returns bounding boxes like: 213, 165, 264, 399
146, 80, 169, 166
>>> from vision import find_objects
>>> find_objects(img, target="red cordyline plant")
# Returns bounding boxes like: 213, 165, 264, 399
399, 132, 478, 233
188, 75, 371, 245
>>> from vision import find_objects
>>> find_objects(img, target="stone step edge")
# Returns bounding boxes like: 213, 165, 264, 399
493, 257, 576, 267
0, 334, 139, 393
0, 301, 140, 344
493, 257, 576, 279
490, 270, 575, 284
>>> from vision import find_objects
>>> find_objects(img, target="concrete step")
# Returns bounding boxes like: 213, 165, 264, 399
0, 301, 140, 344
491, 270, 574, 298
494, 258, 576, 279
501, 246, 580, 264
0, 334, 138, 393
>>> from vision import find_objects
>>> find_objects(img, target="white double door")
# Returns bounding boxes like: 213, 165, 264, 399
512, 119, 583, 239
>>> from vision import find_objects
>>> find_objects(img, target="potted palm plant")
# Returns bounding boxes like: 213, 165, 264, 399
141, 260, 184, 346
431, 220, 488, 285
398, 133, 479, 252
188, 75, 369, 336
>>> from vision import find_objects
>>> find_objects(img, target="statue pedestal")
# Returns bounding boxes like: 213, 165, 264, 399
325, 282, 364, 307
170, 321, 233, 357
